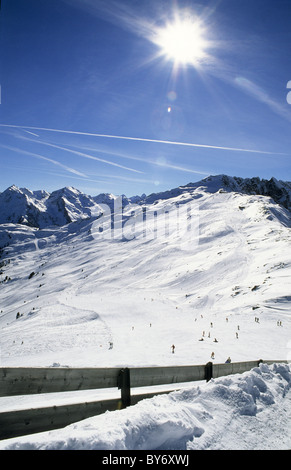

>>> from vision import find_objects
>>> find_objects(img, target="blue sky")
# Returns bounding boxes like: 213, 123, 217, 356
0, 0, 290, 196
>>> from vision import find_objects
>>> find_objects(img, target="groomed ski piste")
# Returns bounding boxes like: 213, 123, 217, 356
0, 175, 290, 450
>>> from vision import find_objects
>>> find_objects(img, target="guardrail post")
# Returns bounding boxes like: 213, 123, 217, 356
205, 362, 213, 382
118, 368, 131, 408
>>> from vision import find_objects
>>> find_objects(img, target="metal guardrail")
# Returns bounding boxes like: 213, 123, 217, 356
0, 359, 287, 440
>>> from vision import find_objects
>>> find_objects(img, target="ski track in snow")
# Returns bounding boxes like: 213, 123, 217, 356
0, 178, 290, 450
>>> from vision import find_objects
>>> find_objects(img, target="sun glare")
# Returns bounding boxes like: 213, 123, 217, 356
154, 14, 209, 68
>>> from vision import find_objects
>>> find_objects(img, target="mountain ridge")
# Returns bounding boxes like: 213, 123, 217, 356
0, 174, 290, 229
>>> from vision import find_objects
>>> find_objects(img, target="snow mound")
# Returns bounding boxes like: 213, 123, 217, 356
1, 362, 290, 450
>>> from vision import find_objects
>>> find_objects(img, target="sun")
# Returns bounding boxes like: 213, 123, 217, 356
154, 14, 209, 68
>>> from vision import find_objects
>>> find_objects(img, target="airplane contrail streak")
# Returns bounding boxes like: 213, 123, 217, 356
0, 144, 87, 177
0, 124, 286, 155
33, 139, 144, 174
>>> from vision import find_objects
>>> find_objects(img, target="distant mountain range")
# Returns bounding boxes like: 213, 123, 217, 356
0, 175, 290, 229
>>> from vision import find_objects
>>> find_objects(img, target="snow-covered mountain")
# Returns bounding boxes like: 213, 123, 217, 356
143, 175, 291, 210
0, 185, 97, 228
0, 175, 290, 229
0, 173, 290, 368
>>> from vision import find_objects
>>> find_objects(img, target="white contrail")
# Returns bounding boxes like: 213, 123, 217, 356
0, 123, 286, 155
23, 129, 39, 137
0, 144, 87, 178
31, 139, 144, 174
33, 140, 210, 176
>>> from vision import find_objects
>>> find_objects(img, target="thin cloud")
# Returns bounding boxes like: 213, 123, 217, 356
234, 76, 291, 124
64, 0, 159, 42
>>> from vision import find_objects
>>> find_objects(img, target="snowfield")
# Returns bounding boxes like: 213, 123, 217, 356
0, 175, 290, 450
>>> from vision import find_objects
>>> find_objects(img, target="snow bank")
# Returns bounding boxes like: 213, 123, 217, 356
1, 363, 290, 450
